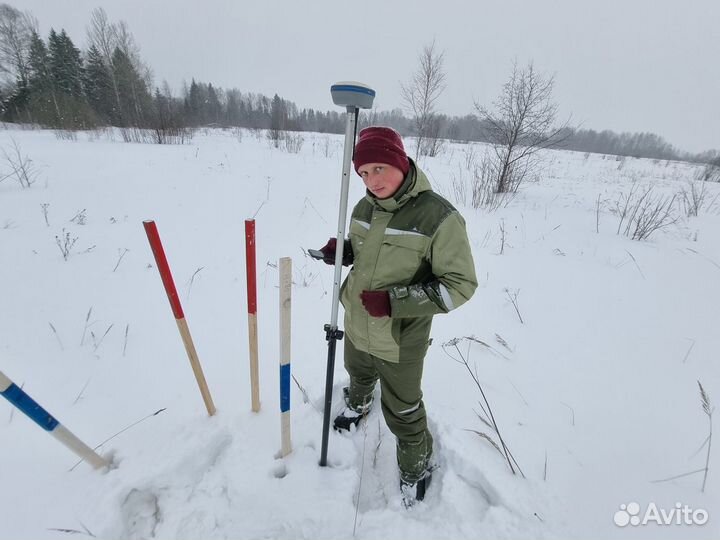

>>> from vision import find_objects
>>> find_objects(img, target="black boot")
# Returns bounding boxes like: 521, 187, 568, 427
400, 470, 432, 508
333, 387, 372, 432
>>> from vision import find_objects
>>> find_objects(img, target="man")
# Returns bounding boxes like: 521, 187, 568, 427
316, 126, 477, 506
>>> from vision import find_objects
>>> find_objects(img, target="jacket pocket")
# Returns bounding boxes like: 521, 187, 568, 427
368, 315, 399, 362
376, 234, 429, 286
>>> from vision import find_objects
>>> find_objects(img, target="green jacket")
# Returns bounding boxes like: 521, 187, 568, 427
340, 160, 478, 363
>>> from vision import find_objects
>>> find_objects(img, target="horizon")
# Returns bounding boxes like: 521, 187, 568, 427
6, 0, 720, 154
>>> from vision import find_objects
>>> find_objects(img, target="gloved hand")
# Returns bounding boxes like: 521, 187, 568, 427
319, 238, 353, 266
360, 290, 391, 318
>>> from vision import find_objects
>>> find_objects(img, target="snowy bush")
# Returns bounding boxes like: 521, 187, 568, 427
614, 184, 677, 240
679, 178, 718, 217
119, 126, 194, 145
699, 162, 720, 183
0, 139, 38, 188
448, 153, 515, 211
55, 228, 78, 261
316, 135, 336, 158
267, 130, 304, 153
282, 132, 304, 154
70, 209, 87, 225
54, 129, 78, 141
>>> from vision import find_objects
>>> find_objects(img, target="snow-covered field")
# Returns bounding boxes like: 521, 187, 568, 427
1, 126, 718, 540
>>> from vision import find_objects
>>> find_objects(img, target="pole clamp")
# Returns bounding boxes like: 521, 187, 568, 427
324, 324, 344, 341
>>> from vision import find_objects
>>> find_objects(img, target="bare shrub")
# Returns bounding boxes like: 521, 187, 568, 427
679, 178, 718, 217
614, 184, 677, 240
282, 131, 304, 154
319, 135, 335, 158
471, 158, 516, 210
54, 129, 78, 141
266, 127, 281, 148
119, 126, 193, 145
151, 126, 194, 145
86, 128, 107, 142
250, 127, 263, 141
41, 203, 50, 226
448, 152, 516, 211
1, 138, 38, 188
699, 162, 720, 183
449, 164, 469, 206
420, 115, 445, 158
70, 209, 87, 225
55, 228, 78, 261
463, 145, 478, 170
120, 127, 147, 143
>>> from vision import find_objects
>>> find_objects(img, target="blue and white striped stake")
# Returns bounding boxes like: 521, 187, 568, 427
0, 370, 108, 469
279, 257, 292, 457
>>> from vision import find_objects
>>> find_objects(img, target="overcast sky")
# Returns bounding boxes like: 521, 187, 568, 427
11, 0, 720, 153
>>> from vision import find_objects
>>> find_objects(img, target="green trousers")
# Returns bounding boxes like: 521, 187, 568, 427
344, 336, 433, 483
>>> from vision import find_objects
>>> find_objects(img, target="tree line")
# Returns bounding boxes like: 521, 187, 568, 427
0, 3, 715, 164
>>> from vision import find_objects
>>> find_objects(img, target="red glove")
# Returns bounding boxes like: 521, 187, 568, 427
319, 238, 353, 266
360, 290, 391, 318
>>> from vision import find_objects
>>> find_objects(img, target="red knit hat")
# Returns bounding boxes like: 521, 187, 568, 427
353, 127, 410, 176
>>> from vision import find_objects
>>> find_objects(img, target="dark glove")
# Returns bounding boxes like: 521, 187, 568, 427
319, 238, 353, 266
360, 290, 391, 318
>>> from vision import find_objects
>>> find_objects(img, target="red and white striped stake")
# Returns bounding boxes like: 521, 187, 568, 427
279, 257, 292, 457
143, 220, 216, 417
245, 219, 261, 412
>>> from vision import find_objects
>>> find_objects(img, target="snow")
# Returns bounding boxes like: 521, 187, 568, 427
0, 126, 718, 539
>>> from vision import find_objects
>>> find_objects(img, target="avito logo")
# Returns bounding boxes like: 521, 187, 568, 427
614, 502, 709, 527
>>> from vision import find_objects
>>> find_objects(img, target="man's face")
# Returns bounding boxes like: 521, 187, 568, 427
358, 163, 405, 199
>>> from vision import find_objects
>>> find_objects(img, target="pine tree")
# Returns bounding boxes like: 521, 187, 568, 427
24, 30, 62, 124
270, 93, 287, 129
47, 30, 83, 98
43, 29, 94, 128
83, 45, 112, 122
187, 79, 203, 125
226, 91, 240, 126
27, 31, 49, 93
111, 46, 151, 127
268, 93, 287, 146
207, 83, 221, 125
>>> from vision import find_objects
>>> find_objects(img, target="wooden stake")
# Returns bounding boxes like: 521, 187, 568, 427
245, 219, 260, 412
176, 318, 216, 416
1, 370, 108, 469
279, 257, 292, 457
143, 220, 216, 416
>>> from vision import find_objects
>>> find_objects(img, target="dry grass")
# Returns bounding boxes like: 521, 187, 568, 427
443, 336, 524, 477
614, 184, 677, 240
